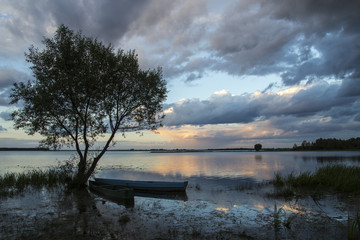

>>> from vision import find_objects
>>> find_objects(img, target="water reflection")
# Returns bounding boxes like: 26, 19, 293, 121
100, 152, 282, 181
254, 154, 262, 161
98, 151, 360, 181
302, 155, 360, 162
136, 191, 188, 201
88, 187, 135, 207
3, 150, 359, 239
2, 150, 360, 177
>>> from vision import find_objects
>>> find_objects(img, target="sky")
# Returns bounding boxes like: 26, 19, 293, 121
0, 0, 360, 149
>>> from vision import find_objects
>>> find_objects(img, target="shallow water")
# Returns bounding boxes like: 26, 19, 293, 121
1, 150, 360, 239
2, 150, 360, 176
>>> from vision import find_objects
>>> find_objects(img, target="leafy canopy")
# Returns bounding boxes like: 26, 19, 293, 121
10, 25, 167, 186
11, 24, 167, 150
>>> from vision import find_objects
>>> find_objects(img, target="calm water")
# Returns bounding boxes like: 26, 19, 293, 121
2, 150, 360, 177
1, 150, 360, 238
1, 150, 360, 194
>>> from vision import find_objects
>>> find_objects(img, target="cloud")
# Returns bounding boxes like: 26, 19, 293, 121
0, 67, 28, 88
161, 79, 360, 147
124, 0, 212, 80
159, 108, 360, 149
208, 0, 360, 86
159, 113, 360, 149
0, 137, 41, 148
0, 67, 30, 106
164, 81, 357, 126
1, 0, 359, 148
47, 0, 150, 44
0, 125, 6, 132
338, 76, 360, 97
3, 0, 359, 87
1, 0, 150, 46
0, 112, 11, 121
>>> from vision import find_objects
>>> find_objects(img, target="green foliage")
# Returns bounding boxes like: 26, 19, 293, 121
293, 137, 360, 151
0, 168, 73, 196
348, 211, 360, 239
273, 202, 283, 230
254, 143, 262, 151
273, 173, 285, 187
10, 25, 167, 188
273, 165, 360, 196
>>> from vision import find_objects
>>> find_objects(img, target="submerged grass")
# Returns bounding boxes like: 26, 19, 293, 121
0, 168, 72, 196
273, 164, 360, 197
348, 212, 360, 240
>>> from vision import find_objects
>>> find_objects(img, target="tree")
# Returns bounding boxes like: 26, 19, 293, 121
254, 143, 262, 151
10, 25, 167, 189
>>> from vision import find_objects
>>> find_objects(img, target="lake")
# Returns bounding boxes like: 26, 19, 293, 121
2, 150, 360, 203
1, 150, 360, 239
2, 150, 360, 180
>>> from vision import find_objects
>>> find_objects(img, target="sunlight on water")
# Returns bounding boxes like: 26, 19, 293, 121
1, 150, 359, 239
2, 150, 360, 180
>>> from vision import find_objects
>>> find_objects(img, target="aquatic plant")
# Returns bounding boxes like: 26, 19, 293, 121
348, 211, 360, 240
273, 202, 283, 230
273, 187, 295, 201
0, 167, 73, 196
273, 173, 285, 187
284, 214, 295, 229
273, 164, 360, 196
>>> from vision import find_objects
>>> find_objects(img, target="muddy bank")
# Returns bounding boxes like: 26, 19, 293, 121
1, 185, 358, 240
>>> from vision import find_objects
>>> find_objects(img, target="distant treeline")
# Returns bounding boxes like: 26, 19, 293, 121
293, 137, 360, 151
0, 147, 50, 151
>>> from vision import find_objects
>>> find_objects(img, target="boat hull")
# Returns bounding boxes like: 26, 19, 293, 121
94, 178, 188, 192
89, 180, 134, 205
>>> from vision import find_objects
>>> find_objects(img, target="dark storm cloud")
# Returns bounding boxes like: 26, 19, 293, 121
164, 81, 358, 126
208, 0, 360, 89
0, 67, 29, 106
124, 0, 211, 80
47, 0, 150, 44
338, 76, 360, 97
0, 67, 28, 88
271, 0, 360, 35
1, 0, 360, 133
2, 0, 150, 46
164, 94, 258, 126
265, 114, 360, 142
2, 0, 360, 87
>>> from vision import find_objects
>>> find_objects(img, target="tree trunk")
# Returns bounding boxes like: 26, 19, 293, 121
72, 172, 88, 189
72, 158, 88, 189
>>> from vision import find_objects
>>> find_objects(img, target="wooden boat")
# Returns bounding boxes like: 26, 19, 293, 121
94, 178, 188, 192
88, 180, 134, 202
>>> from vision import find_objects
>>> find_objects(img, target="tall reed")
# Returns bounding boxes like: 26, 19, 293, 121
0, 168, 73, 196
348, 211, 360, 240
273, 164, 360, 194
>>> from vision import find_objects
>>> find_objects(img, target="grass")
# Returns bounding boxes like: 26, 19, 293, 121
273, 202, 283, 230
272, 164, 360, 196
348, 211, 360, 240
0, 168, 73, 196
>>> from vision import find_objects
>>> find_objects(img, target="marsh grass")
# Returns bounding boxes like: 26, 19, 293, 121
348, 211, 360, 240
273, 164, 360, 196
0, 168, 73, 196
273, 202, 283, 230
